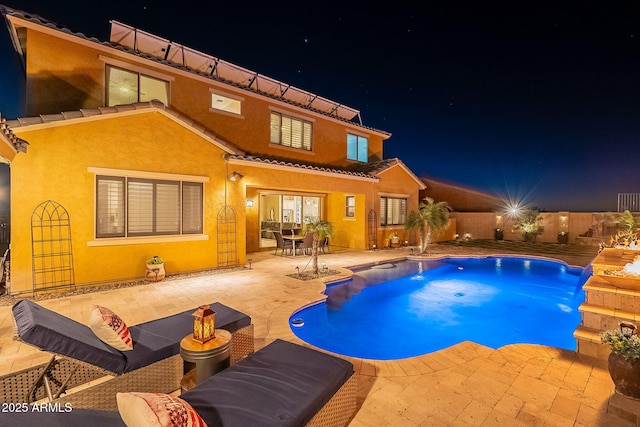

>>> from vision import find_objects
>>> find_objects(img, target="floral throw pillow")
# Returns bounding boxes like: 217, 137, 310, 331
117, 392, 208, 427
89, 305, 133, 351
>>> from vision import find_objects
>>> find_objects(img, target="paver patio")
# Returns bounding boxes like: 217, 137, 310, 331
0, 242, 632, 426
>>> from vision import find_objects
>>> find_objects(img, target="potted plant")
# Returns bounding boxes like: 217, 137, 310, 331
601, 323, 640, 399
557, 231, 569, 244
387, 232, 401, 248
494, 228, 504, 241
146, 256, 166, 281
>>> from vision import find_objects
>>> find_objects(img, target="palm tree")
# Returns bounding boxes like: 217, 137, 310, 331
404, 197, 450, 254
305, 218, 335, 274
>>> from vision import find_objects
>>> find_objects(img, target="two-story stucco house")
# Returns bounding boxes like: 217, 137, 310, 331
0, 5, 428, 294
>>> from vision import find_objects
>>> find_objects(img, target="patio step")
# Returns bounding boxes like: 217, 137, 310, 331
573, 325, 611, 360
574, 251, 640, 362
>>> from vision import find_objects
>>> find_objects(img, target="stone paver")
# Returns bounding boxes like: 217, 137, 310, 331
0, 242, 625, 425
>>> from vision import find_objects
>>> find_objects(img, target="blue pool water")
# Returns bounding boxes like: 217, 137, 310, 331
290, 257, 587, 360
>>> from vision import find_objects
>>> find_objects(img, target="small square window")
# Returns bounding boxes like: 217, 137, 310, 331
211, 93, 242, 115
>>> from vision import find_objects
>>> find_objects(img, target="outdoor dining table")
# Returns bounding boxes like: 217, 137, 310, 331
282, 234, 306, 256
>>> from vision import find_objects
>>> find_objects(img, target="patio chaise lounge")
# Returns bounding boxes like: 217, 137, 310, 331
0, 300, 254, 410
1, 339, 356, 426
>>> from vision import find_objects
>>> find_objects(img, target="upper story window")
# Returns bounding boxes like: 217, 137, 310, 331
106, 65, 169, 106
270, 112, 312, 151
96, 175, 203, 238
380, 197, 407, 226
210, 90, 242, 115
347, 133, 368, 162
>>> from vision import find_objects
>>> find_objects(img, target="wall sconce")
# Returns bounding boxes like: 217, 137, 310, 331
229, 171, 244, 182
192, 305, 216, 343
246, 200, 254, 207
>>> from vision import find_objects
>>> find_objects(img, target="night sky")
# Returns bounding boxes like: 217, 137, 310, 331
1, 1, 640, 212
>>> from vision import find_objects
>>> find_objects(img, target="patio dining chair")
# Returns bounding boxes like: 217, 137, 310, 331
298, 232, 314, 256
273, 231, 293, 256
319, 237, 330, 254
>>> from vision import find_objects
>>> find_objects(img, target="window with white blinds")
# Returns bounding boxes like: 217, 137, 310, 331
270, 112, 312, 150
96, 175, 203, 238
346, 196, 355, 217
380, 197, 407, 226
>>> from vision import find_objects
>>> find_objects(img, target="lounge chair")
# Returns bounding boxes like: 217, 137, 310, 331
0, 300, 254, 410
1, 339, 356, 427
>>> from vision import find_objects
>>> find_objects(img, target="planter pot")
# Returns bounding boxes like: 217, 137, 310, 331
557, 233, 569, 244
608, 351, 640, 399
146, 262, 166, 281
494, 230, 504, 240
524, 232, 537, 243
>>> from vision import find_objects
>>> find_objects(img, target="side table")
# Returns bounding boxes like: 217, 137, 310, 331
180, 329, 231, 392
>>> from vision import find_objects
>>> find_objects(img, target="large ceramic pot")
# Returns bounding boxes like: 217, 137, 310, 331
146, 262, 166, 281
557, 232, 569, 244
608, 351, 640, 399
494, 229, 504, 240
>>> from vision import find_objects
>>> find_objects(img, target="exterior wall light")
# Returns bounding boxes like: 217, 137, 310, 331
229, 171, 244, 182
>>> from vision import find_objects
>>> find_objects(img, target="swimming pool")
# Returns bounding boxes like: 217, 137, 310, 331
290, 256, 587, 360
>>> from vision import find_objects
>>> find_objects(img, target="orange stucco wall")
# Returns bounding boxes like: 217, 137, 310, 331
232, 162, 376, 252
21, 27, 386, 167
10, 111, 245, 294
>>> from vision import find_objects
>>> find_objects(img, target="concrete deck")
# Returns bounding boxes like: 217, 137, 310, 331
0, 242, 632, 426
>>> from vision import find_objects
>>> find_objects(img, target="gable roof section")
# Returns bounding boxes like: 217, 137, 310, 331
355, 158, 426, 189
4, 101, 244, 156
0, 5, 390, 138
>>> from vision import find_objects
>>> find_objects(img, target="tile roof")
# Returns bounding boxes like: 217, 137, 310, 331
0, 115, 29, 154
227, 154, 380, 180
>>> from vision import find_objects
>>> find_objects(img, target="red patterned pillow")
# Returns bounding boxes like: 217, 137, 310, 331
89, 305, 133, 351
117, 392, 207, 427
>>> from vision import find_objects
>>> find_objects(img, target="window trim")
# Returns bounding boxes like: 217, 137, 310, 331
209, 88, 244, 118
345, 195, 355, 218
105, 64, 171, 107
269, 111, 314, 152
380, 196, 408, 226
90, 167, 208, 242
346, 132, 368, 162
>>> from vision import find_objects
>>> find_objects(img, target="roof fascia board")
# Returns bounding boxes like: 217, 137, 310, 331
227, 157, 379, 182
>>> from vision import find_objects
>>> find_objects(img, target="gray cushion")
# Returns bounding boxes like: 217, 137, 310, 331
181, 339, 354, 427
12, 300, 251, 374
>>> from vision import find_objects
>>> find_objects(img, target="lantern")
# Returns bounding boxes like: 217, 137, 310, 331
619, 321, 637, 338
192, 305, 216, 343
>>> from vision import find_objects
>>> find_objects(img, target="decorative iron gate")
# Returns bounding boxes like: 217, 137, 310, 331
31, 200, 74, 292
367, 208, 378, 249
217, 205, 238, 268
